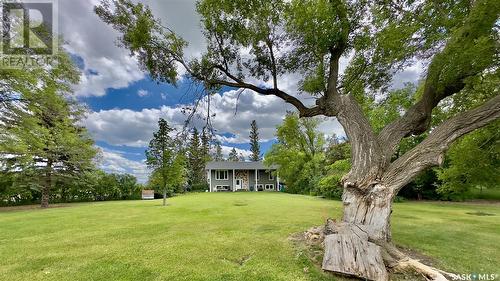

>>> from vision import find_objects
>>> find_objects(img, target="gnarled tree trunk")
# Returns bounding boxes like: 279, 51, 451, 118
318, 73, 500, 281
341, 185, 394, 242
322, 182, 460, 281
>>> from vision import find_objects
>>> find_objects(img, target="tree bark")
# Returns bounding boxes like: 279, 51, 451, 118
322, 221, 389, 281
40, 159, 53, 208
163, 187, 167, 206
40, 184, 50, 208
341, 185, 394, 242
323, 187, 461, 281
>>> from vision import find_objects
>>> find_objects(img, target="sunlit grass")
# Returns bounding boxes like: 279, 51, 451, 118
1, 193, 499, 280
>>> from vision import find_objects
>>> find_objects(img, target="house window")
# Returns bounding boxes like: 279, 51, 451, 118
215, 170, 228, 180
256, 170, 260, 180
265, 184, 274, 190
269, 172, 274, 180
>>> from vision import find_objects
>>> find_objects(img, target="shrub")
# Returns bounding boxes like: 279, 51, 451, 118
190, 182, 209, 192
315, 159, 350, 200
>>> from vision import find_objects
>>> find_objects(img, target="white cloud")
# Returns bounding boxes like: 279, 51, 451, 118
220, 145, 252, 159
84, 88, 347, 148
137, 89, 149, 97
59, 0, 204, 98
317, 117, 346, 139
98, 147, 149, 183
84, 107, 178, 147
58, 0, 145, 97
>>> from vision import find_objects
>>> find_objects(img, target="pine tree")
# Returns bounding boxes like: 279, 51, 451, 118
0, 52, 97, 208
146, 118, 186, 206
214, 142, 224, 161
187, 128, 204, 185
228, 148, 239, 162
249, 120, 261, 161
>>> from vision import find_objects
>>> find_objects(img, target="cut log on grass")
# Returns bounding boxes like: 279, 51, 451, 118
322, 223, 388, 281
318, 220, 459, 281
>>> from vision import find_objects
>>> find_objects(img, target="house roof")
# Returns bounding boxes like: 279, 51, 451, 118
205, 161, 277, 170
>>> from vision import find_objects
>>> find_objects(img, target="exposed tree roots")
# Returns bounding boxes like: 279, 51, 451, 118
303, 220, 458, 281
378, 241, 458, 281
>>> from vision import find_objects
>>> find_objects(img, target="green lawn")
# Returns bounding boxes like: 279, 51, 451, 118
1, 193, 499, 281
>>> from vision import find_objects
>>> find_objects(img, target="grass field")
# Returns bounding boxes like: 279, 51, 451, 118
1, 193, 499, 281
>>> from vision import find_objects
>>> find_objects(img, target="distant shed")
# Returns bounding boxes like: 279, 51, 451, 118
142, 190, 154, 200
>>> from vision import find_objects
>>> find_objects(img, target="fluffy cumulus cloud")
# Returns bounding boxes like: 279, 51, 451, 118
220, 146, 252, 158
58, 0, 145, 97
59, 0, 204, 97
85, 107, 176, 147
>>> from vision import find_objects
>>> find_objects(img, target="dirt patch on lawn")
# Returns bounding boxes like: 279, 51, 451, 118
233, 200, 249, 206
465, 211, 495, 216
0, 203, 74, 212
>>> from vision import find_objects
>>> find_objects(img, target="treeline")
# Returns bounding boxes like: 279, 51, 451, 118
0, 171, 141, 205
265, 83, 500, 201
0, 48, 141, 207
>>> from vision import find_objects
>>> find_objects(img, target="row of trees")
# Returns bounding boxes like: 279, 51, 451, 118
0, 47, 141, 207
146, 118, 261, 201
0, 171, 142, 205
145, 118, 263, 204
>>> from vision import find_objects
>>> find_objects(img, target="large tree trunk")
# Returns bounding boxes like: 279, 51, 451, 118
321, 182, 459, 281
322, 185, 393, 281
40, 160, 53, 208
319, 91, 500, 281
341, 185, 394, 241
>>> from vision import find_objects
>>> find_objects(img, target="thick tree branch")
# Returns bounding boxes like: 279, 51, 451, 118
177, 55, 326, 118
377, 71, 467, 162
377, 0, 498, 161
334, 95, 386, 189
382, 94, 500, 191
324, 44, 386, 188
265, 39, 278, 90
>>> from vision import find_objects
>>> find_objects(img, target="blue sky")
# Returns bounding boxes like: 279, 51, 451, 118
57, 0, 420, 183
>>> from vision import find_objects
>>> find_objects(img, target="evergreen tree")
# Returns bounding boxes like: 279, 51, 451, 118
0, 52, 97, 208
214, 142, 224, 161
249, 120, 261, 161
187, 128, 204, 185
228, 148, 239, 162
201, 128, 211, 163
145, 118, 186, 206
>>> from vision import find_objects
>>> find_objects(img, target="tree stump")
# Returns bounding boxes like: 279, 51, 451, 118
322, 222, 388, 281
